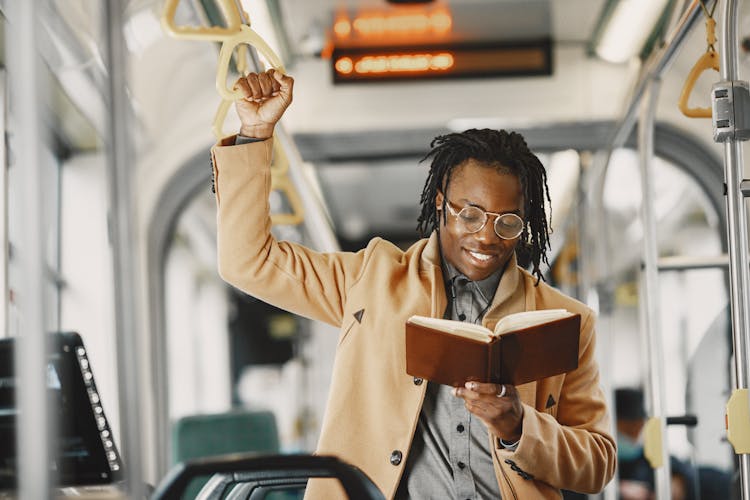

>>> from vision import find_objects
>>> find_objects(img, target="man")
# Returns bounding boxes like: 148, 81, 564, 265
212, 69, 616, 499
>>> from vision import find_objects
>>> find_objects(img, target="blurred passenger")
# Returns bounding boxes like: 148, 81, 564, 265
615, 387, 696, 500
211, 69, 616, 499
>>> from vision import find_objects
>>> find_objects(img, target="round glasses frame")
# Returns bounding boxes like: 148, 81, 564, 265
443, 199, 524, 240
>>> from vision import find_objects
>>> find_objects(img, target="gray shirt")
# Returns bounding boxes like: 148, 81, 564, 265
395, 261, 503, 500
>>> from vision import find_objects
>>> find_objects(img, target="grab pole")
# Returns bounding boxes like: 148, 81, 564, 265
103, 2, 146, 496
638, 78, 672, 499
714, 0, 750, 497
5, 0, 53, 497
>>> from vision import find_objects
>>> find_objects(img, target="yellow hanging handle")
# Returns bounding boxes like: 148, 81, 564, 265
643, 416, 664, 468
216, 24, 286, 101
269, 173, 305, 226
211, 29, 285, 139
161, 0, 243, 40
212, 23, 286, 138
162, 0, 302, 225
678, 16, 720, 118
211, 98, 233, 140
726, 388, 750, 453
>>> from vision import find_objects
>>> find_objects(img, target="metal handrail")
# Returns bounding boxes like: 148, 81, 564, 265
717, 0, 750, 498
638, 77, 672, 499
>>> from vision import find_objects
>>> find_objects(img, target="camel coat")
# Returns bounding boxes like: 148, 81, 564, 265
212, 137, 616, 499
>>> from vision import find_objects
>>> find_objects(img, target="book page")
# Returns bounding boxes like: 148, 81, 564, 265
493, 309, 572, 336
407, 315, 494, 343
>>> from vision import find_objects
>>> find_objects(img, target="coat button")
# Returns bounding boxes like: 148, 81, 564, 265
390, 450, 403, 466
413, 377, 423, 385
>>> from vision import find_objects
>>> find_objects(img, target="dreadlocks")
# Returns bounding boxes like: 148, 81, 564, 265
416, 128, 552, 284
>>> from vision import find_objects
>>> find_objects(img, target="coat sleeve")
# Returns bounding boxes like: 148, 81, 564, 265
212, 137, 368, 327
495, 309, 617, 494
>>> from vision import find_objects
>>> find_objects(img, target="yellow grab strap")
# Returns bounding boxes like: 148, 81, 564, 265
211, 98, 233, 140
678, 11, 719, 118
161, 0, 244, 40
727, 388, 750, 454
216, 25, 286, 101
163, 0, 302, 226
678, 49, 720, 118
643, 416, 664, 468
269, 174, 305, 226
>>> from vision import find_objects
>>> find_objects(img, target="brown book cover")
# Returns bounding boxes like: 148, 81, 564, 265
405, 312, 581, 387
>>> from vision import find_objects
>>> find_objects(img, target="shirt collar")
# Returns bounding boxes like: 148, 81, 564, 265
441, 258, 503, 304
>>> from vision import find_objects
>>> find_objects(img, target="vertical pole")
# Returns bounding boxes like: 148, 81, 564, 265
718, 0, 750, 497
5, 0, 52, 498
102, 2, 145, 496
638, 78, 672, 499
0, 69, 7, 339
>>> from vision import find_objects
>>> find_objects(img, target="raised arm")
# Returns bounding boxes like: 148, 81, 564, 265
212, 71, 367, 326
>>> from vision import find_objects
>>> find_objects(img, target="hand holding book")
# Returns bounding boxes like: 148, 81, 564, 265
405, 309, 581, 387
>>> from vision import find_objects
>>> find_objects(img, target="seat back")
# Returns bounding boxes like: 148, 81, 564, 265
172, 410, 279, 463
151, 454, 385, 500
171, 410, 280, 498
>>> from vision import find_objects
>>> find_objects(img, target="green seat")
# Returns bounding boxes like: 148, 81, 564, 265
171, 409, 280, 499
172, 409, 279, 462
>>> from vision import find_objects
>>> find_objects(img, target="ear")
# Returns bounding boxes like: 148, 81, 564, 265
435, 191, 444, 210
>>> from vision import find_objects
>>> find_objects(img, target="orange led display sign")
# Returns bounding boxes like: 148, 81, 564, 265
333, 7, 452, 40
327, 4, 551, 83
332, 42, 552, 83
335, 53, 454, 75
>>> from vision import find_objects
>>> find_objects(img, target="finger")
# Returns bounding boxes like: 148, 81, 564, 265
233, 77, 253, 100
258, 71, 275, 97
246, 73, 263, 99
463, 398, 496, 414
267, 69, 282, 93
465, 381, 502, 396
454, 384, 486, 402
272, 70, 294, 94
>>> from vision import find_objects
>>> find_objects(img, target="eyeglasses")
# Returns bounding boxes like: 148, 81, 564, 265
443, 198, 524, 240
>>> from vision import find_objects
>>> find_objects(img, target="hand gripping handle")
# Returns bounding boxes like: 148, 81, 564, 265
216, 24, 286, 101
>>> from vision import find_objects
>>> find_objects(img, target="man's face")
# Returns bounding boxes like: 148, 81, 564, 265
436, 159, 524, 281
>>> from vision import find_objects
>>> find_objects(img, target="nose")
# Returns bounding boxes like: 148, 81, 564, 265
474, 216, 500, 242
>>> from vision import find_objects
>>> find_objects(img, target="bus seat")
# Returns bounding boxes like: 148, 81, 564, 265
171, 410, 280, 499
172, 409, 280, 464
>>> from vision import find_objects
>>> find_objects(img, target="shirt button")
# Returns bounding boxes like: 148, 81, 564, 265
457, 461, 466, 470
390, 450, 403, 466
413, 377, 423, 386
456, 424, 465, 433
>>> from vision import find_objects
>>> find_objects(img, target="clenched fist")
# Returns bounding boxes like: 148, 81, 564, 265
233, 69, 294, 139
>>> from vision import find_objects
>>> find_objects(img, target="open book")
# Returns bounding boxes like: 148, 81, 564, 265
405, 309, 581, 387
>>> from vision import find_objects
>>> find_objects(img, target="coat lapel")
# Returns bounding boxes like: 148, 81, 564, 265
421, 233, 447, 318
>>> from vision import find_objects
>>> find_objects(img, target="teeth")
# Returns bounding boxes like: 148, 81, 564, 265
469, 251, 492, 261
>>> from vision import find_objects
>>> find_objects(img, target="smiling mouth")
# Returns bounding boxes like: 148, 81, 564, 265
467, 250, 494, 262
